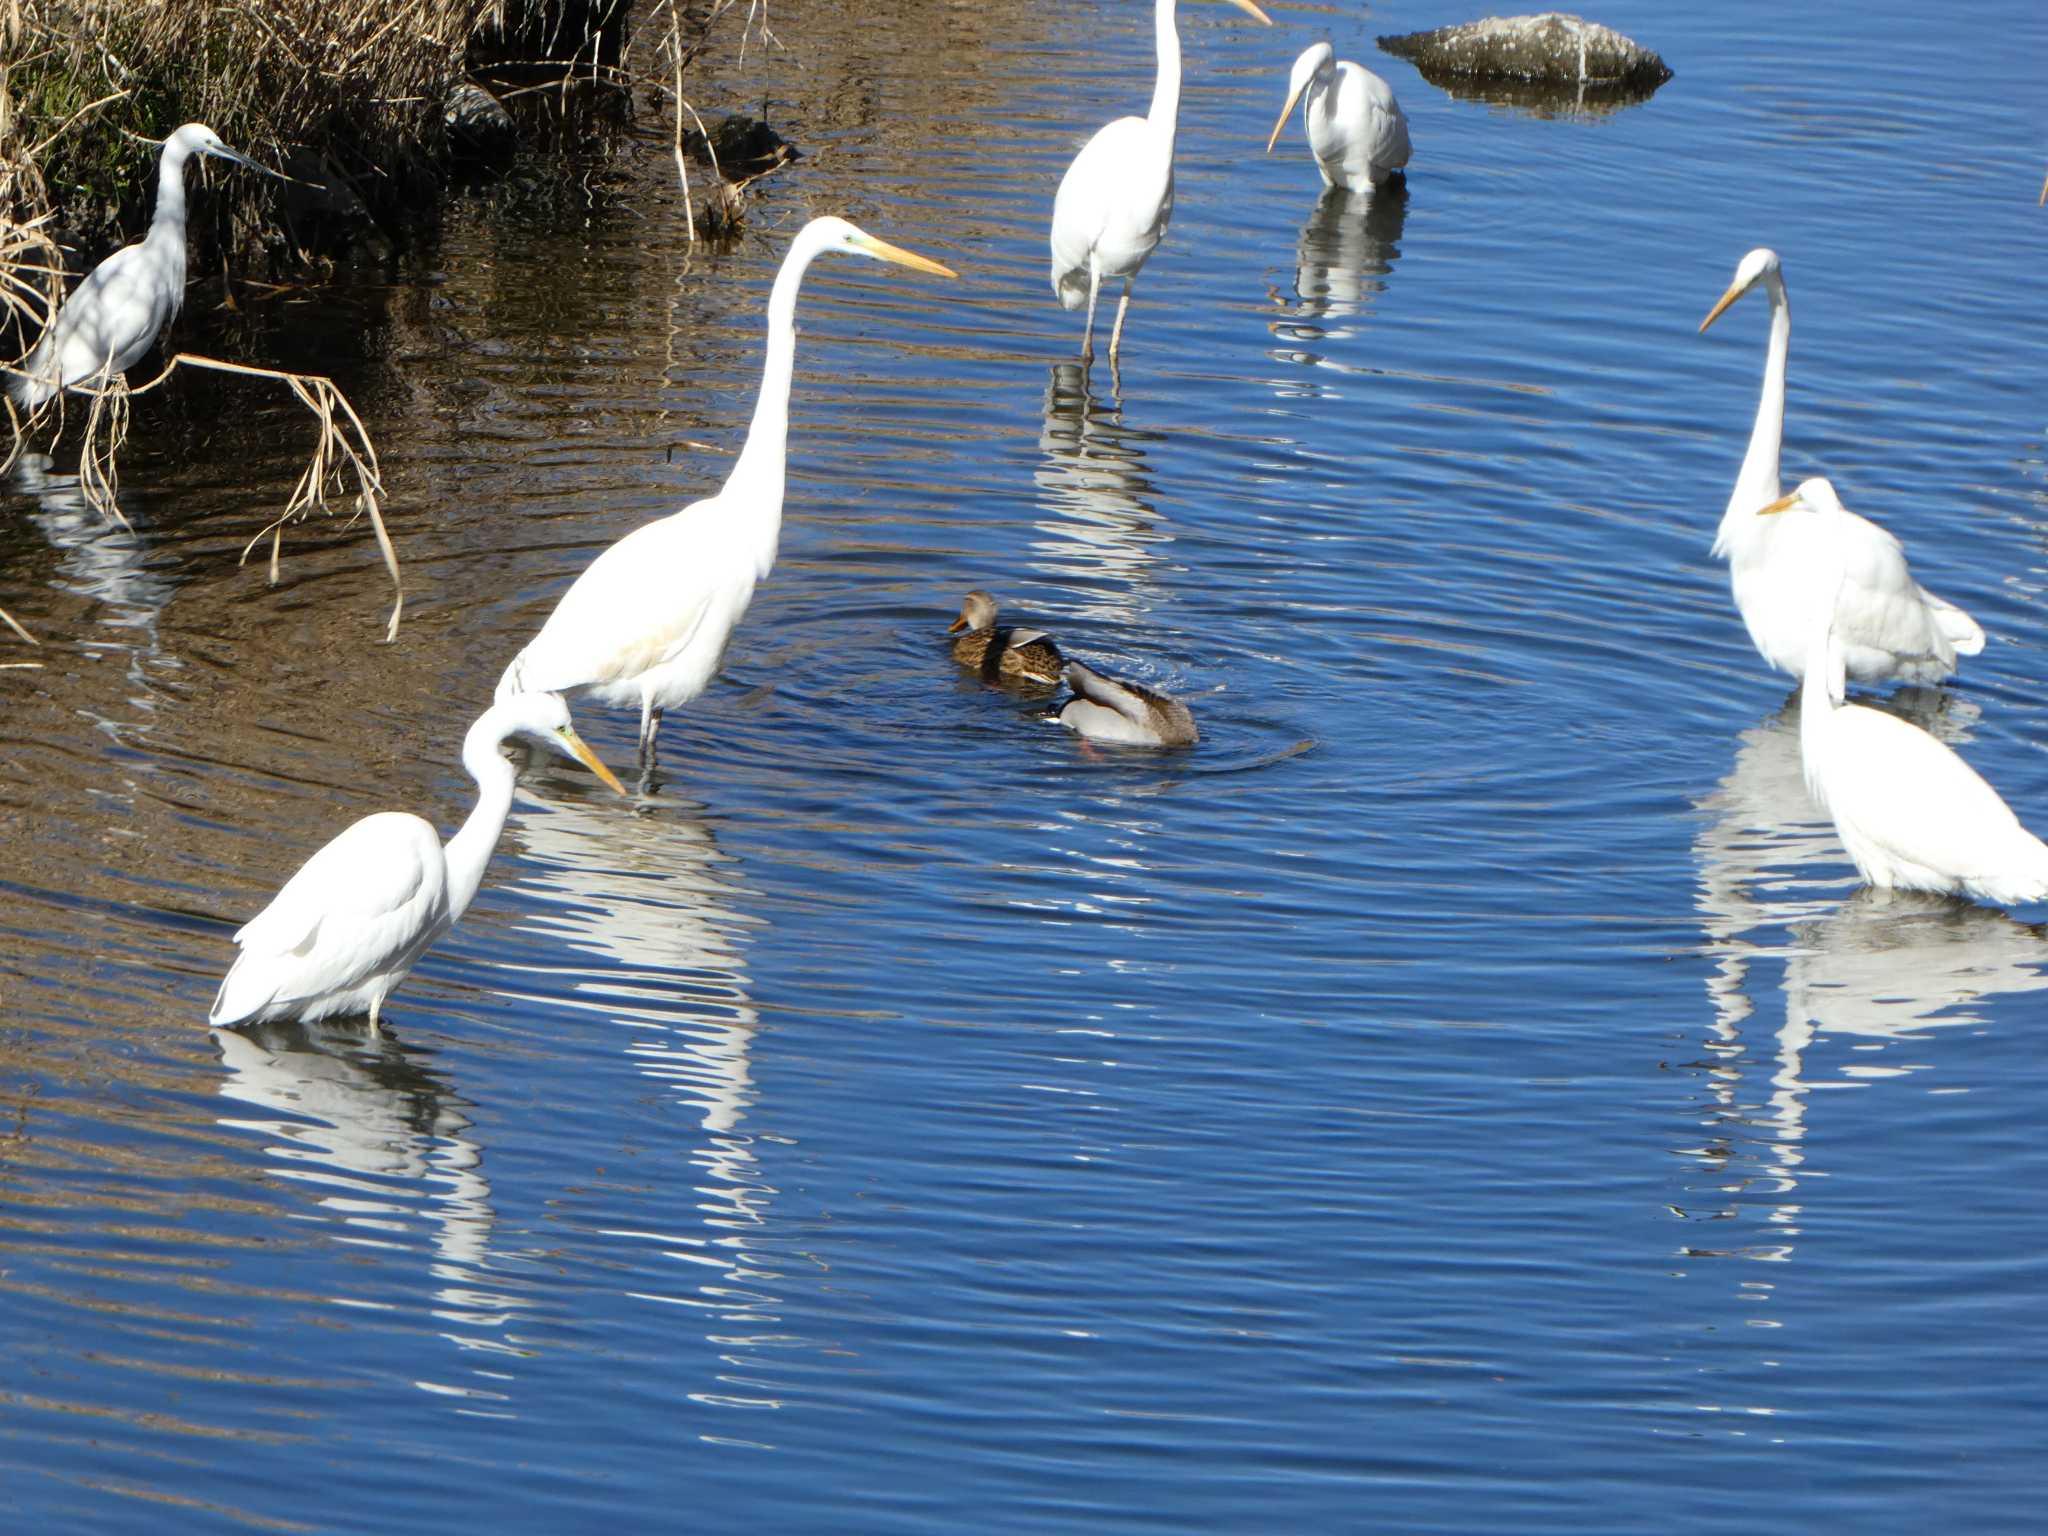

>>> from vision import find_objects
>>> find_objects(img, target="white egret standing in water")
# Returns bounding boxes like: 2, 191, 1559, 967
1264, 42, 1411, 195
1698, 248, 1982, 683
1049, 0, 1273, 365
495, 217, 956, 784
1773, 480, 2048, 904
211, 692, 626, 1031
9, 124, 292, 410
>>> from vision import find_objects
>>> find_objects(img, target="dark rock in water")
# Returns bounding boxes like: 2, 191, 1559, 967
446, 82, 518, 160
1378, 13, 1672, 90
682, 113, 800, 182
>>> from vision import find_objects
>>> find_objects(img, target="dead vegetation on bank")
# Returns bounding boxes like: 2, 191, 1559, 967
0, 0, 788, 646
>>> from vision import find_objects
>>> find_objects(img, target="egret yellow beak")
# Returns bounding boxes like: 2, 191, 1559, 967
1266, 78, 1309, 154
558, 727, 628, 794
1223, 0, 1273, 22
850, 233, 958, 279
2039, 169, 2047, 207
1698, 279, 1748, 335
1757, 491, 1802, 516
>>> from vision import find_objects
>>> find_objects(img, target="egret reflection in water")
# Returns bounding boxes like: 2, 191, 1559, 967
1683, 690, 2005, 1263
213, 1018, 533, 1403
503, 790, 784, 1393
1034, 364, 1172, 620
1275, 183, 1408, 342
7, 453, 166, 640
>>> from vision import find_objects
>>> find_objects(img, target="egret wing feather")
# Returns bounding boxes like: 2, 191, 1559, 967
497, 510, 722, 699
213, 812, 450, 1026
23, 244, 179, 398
1820, 706, 2048, 900
1050, 116, 1172, 305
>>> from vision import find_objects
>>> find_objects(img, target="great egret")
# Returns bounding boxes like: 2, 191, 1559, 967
1698, 248, 1982, 683
495, 216, 956, 784
1264, 42, 1411, 195
9, 124, 292, 410
1056, 660, 1199, 746
210, 692, 626, 1031
1049, 0, 1272, 365
1772, 481, 2048, 905
948, 590, 1064, 685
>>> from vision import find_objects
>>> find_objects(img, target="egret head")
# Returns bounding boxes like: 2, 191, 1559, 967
1266, 43, 1337, 153
799, 216, 958, 279
1756, 475, 1845, 521
165, 123, 293, 183
499, 690, 628, 794
1699, 247, 1783, 333
949, 590, 999, 633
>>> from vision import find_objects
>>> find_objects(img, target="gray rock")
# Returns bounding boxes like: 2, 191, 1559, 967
1378, 12, 1671, 89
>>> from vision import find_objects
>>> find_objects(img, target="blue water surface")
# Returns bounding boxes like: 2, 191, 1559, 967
3, 0, 2047, 1530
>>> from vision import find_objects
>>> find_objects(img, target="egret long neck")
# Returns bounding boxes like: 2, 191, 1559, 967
723, 239, 817, 538
441, 710, 522, 924
1146, 0, 1183, 139
142, 141, 194, 305
1731, 274, 1789, 517
1797, 600, 1843, 801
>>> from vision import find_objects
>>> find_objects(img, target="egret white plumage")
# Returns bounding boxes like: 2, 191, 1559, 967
1778, 486, 2048, 905
210, 692, 625, 1031
1049, 0, 1272, 365
1698, 248, 1982, 683
495, 217, 956, 784
9, 124, 291, 411
1264, 42, 1410, 194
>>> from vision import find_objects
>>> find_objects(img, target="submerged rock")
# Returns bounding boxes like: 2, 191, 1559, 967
1378, 13, 1671, 90
682, 113, 800, 181
446, 82, 518, 161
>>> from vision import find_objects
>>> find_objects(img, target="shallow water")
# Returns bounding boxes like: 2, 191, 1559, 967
4, 0, 2048, 1529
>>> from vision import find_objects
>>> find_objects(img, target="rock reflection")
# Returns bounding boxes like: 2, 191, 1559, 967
1275, 184, 1408, 344
1034, 365, 1172, 621
1684, 690, 2001, 1262
505, 793, 787, 1409
213, 1019, 532, 1407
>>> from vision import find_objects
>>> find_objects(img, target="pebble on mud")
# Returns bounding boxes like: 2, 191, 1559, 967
1377, 12, 1672, 90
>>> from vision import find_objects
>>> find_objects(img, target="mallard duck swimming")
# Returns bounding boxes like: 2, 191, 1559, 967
1055, 660, 1198, 747
948, 590, 1064, 686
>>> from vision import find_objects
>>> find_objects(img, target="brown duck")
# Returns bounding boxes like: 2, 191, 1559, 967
947, 590, 1064, 686
1055, 660, 1199, 747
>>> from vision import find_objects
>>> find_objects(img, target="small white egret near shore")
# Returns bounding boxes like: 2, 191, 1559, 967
9, 124, 293, 410
1050, 0, 1272, 366
1264, 42, 1410, 194
1698, 248, 1982, 683
1773, 483, 2048, 905
495, 216, 956, 784
210, 693, 626, 1031
1056, 660, 1199, 747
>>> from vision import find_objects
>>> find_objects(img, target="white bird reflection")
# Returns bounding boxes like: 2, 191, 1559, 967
502, 790, 786, 1409
1684, 690, 2040, 1264
1276, 184, 1408, 343
1034, 365, 1171, 623
213, 1018, 533, 1408
7, 452, 169, 655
